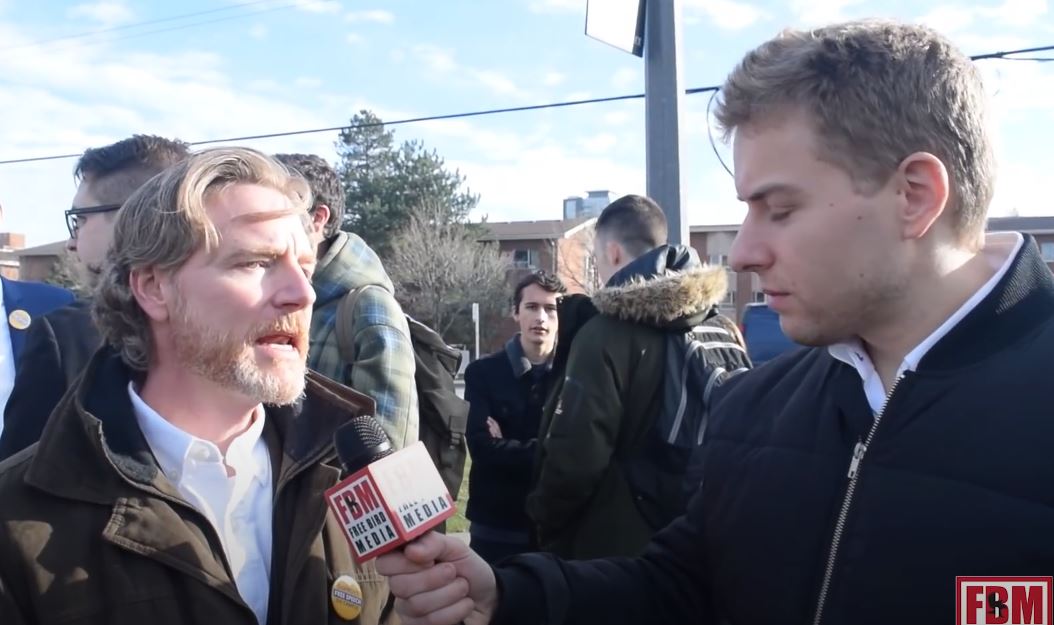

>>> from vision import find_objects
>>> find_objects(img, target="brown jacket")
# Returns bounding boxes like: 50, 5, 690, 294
0, 347, 397, 625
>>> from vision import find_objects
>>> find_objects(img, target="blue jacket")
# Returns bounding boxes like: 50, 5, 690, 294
1, 277, 74, 364
490, 237, 1054, 625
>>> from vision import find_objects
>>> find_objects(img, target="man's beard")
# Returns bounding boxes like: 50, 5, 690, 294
170, 298, 309, 406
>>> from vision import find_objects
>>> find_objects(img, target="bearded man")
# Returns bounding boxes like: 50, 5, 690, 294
0, 148, 391, 625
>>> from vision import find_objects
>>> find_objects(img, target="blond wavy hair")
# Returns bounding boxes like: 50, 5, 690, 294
94, 147, 312, 370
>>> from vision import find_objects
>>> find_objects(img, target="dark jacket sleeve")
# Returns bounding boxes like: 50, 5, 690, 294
0, 317, 64, 461
0, 571, 29, 625
492, 493, 713, 625
465, 362, 537, 471
526, 320, 623, 540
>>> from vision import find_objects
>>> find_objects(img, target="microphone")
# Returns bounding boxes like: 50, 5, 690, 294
326, 414, 457, 564
334, 413, 394, 474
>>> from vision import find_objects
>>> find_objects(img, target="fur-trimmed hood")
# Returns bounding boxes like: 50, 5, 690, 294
592, 245, 728, 329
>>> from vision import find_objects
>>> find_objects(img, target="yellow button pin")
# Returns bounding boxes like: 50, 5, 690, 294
8, 309, 30, 331
331, 574, 364, 621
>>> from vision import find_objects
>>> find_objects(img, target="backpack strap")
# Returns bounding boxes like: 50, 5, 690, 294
333, 285, 375, 363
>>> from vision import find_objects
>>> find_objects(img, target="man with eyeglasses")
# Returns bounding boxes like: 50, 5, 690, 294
0, 135, 188, 461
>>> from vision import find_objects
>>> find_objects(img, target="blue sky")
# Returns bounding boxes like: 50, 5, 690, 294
0, 0, 1051, 247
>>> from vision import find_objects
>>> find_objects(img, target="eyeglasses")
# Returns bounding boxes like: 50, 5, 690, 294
65, 203, 122, 238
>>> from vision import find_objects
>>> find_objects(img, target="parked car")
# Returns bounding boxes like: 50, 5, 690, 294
741, 303, 798, 365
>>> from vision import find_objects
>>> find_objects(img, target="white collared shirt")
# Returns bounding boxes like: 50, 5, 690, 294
829, 232, 1024, 414
129, 383, 273, 625
0, 297, 15, 438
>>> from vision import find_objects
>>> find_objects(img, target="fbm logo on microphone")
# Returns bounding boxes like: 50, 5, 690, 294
326, 442, 457, 563
327, 474, 399, 560
956, 577, 1053, 625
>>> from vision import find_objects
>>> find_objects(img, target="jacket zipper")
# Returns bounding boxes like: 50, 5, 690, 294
811, 374, 906, 625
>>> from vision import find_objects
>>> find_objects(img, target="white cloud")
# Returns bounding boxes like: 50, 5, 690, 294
611, 67, 638, 90
603, 111, 633, 126
295, 76, 323, 89
917, 6, 977, 33
528, 0, 583, 15
67, 2, 133, 28
0, 20, 355, 246
789, 0, 864, 27
413, 44, 458, 73
473, 70, 525, 97
580, 132, 618, 153
347, 32, 364, 45
405, 118, 542, 163
684, 0, 770, 30
543, 71, 566, 87
392, 115, 643, 223
249, 23, 269, 40
455, 146, 646, 222
981, 61, 1054, 116
987, 0, 1048, 27
411, 45, 529, 98
247, 78, 282, 92
291, 0, 342, 14
345, 9, 395, 24
956, 33, 1033, 55
919, 0, 1048, 35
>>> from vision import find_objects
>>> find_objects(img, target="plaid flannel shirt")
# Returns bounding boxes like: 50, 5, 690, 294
308, 233, 418, 449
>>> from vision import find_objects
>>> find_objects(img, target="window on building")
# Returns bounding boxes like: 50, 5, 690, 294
707, 253, 729, 267
1041, 242, 1054, 262
513, 249, 539, 269
753, 291, 766, 303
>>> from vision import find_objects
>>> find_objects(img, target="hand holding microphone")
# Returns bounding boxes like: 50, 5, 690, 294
378, 532, 498, 625
327, 415, 498, 625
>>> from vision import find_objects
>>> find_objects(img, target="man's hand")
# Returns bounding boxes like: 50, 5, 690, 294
486, 417, 503, 439
377, 532, 499, 625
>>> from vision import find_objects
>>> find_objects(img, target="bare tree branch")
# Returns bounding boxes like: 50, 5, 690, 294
387, 201, 510, 344
43, 250, 86, 296
556, 225, 600, 294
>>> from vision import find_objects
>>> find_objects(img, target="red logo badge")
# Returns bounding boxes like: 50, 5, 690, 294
957, 577, 1053, 625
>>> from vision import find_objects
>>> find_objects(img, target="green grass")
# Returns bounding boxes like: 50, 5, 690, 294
447, 453, 471, 533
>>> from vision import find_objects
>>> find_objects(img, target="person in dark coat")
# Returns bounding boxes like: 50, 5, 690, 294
375, 20, 1054, 625
0, 135, 189, 461
527, 195, 749, 560
464, 270, 565, 563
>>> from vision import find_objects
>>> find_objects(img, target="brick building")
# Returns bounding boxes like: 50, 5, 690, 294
476, 216, 597, 354
15, 240, 66, 282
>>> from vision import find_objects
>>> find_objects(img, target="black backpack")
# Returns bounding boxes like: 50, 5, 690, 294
623, 320, 751, 530
335, 287, 470, 529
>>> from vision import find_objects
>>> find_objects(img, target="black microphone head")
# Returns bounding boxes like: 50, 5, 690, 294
334, 414, 394, 475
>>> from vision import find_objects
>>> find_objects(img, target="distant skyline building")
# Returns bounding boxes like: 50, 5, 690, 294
563, 190, 614, 220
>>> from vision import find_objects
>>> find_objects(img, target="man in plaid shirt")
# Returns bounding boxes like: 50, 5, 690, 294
275, 153, 418, 450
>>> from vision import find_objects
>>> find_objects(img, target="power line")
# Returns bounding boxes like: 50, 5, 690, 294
0, 43, 1051, 166
970, 44, 1054, 61
0, 89, 718, 165
0, 0, 282, 53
